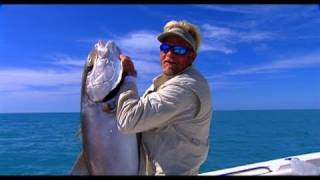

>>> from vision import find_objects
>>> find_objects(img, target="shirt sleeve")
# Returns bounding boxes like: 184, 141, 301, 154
116, 79, 198, 134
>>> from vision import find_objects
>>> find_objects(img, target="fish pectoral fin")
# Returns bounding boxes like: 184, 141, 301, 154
70, 151, 90, 175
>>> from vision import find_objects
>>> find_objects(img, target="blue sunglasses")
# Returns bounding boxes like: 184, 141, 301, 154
160, 43, 190, 55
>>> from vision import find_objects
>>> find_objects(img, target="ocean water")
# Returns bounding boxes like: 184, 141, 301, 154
0, 110, 319, 175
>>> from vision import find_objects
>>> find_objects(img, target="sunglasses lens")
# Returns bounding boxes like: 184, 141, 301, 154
160, 44, 170, 53
173, 46, 188, 55
160, 43, 189, 55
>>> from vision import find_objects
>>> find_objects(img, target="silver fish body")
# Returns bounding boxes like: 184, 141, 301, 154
71, 40, 139, 175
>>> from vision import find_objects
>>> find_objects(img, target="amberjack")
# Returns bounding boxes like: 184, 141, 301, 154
70, 40, 139, 175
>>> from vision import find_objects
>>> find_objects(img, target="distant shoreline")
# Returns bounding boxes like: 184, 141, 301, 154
1, 109, 320, 114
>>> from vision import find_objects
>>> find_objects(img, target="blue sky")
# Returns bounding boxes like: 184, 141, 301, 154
0, 4, 320, 113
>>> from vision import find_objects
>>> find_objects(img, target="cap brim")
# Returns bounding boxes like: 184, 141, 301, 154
157, 31, 195, 51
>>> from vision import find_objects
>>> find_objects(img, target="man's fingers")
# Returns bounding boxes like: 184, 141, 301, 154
119, 54, 137, 77
119, 54, 124, 61
119, 54, 130, 62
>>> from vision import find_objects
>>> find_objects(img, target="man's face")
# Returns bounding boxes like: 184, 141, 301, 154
160, 36, 196, 76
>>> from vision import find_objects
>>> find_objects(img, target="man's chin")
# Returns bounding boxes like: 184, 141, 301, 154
162, 69, 174, 76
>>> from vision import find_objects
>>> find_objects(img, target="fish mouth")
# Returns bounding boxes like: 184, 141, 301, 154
85, 40, 123, 102
91, 59, 116, 86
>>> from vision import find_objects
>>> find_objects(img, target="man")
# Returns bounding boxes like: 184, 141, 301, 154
114, 20, 213, 175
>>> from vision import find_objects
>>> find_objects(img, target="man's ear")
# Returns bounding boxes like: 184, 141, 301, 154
189, 51, 197, 63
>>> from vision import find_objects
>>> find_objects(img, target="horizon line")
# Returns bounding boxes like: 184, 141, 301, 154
1, 108, 319, 114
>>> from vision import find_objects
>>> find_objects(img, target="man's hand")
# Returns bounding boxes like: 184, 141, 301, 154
119, 54, 137, 77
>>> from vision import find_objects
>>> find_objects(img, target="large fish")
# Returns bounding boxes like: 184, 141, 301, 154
70, 40, 139, 175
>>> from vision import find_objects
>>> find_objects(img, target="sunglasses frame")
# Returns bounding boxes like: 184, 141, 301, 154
160, 43, 190, 55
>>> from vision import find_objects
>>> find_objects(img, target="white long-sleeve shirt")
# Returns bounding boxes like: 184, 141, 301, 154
116, 65, 213, 175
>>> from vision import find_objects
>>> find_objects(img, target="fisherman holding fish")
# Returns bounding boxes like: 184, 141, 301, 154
113, 20, 213, 175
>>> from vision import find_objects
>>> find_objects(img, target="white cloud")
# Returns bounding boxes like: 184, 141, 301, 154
0, 30, 162, 106
208, 52, 320, 79
197, 5, 320, 37
196, 5, 307, 15
196, 5, 274, 14
202, 24, 272, 43
0, 67, 83, 112
73, 31, 160, 55
49, 55, 85, 67
195, 5, 320, 54
0, 68, 82, 92
0, 87, 81, 113
202, 24, 234, 41
208, 80, 255, 91
98, 31, 162, 77
199, 42, 235, 54
116, 31, 160, 53
199, 24, 273, 54
76, 31, 162, 74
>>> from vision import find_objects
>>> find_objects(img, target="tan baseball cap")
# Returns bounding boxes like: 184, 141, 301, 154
157, 27, 196, 52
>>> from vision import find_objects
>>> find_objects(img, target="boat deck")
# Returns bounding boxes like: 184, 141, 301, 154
199, 152, 320, 176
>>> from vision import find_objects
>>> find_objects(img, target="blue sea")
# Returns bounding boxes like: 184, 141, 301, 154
0, 110, 319, 175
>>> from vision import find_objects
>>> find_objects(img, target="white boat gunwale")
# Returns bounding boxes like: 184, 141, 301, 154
200, 151, 320, 176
